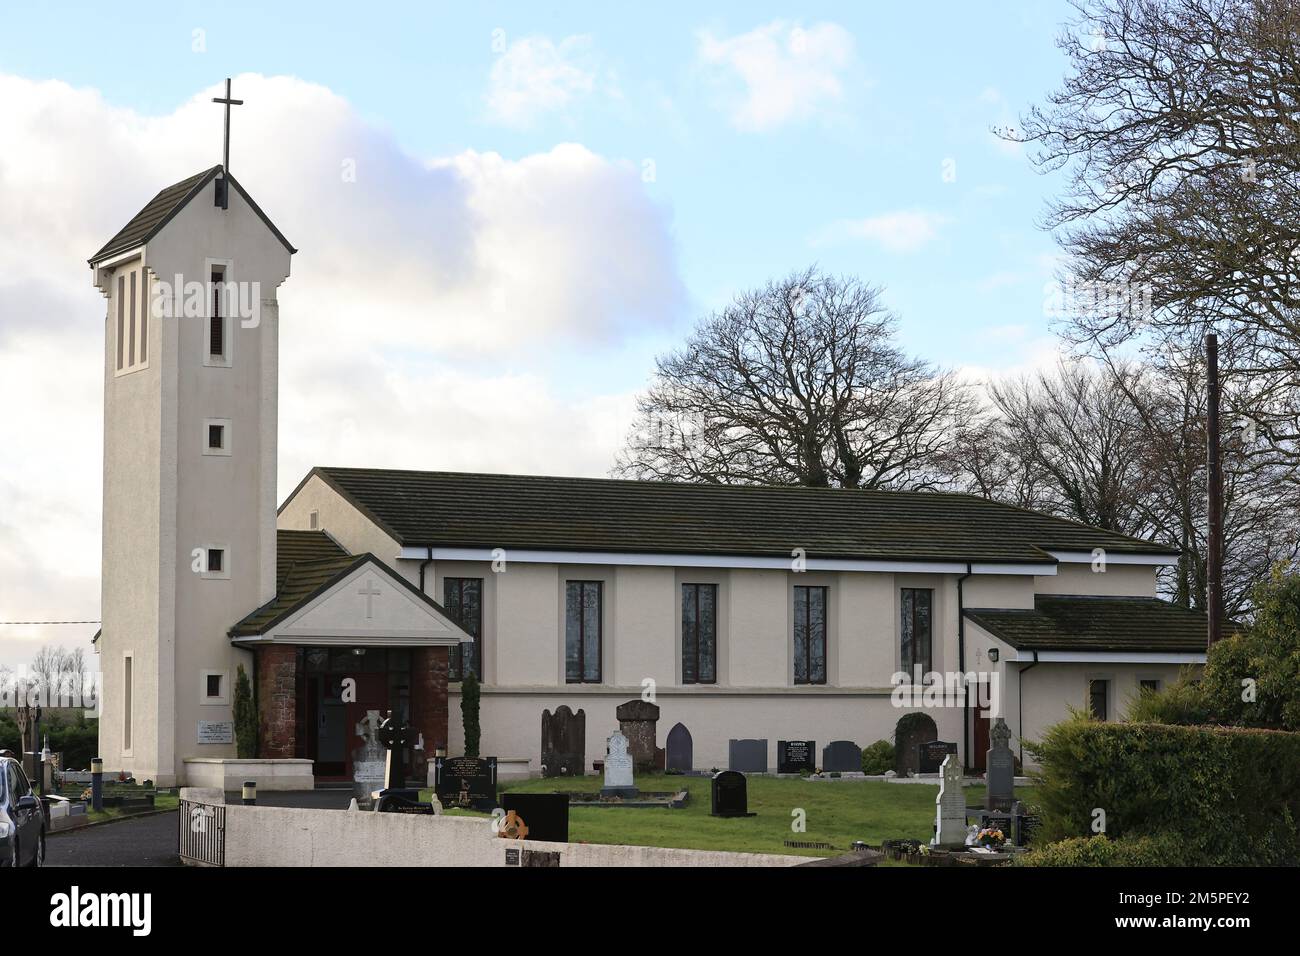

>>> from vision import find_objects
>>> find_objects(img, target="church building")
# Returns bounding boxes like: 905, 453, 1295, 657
91, 160, 1213, 789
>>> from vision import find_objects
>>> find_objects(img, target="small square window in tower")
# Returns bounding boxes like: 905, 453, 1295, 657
207, 548, 224, 573
208, 424, 224, 450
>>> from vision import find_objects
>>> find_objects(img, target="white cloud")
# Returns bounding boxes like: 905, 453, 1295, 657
697, 20, 856, 131
484, 34, 606, 128
0, 72, 683, 668
816, 209, 950, 253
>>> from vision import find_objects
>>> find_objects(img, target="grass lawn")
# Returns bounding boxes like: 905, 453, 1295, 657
72, 790, 178, 825
426, 774, 1036, 859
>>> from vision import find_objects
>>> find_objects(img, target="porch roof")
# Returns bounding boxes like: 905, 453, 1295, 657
964, 595, 1221, 653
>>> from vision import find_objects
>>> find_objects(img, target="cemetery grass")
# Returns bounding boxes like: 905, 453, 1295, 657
425, 775, 1035, 858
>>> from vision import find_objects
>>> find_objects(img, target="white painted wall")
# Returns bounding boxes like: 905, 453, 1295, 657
98, 177, 291, 785
178, 793, 803, 867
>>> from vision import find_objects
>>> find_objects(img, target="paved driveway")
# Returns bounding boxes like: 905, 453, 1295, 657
45, 811, 181, 867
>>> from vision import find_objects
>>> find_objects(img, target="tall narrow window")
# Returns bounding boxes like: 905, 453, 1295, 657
793, 585, 828, 685
565, 581, 602, 683
138, 270, 148, 362
116, 275, 126, 370
1089, 679, 1109, 721
682, 583, 717, 684
122, 655, 133, 752
900, 588, 933, 678
128, 270, 137, 366
209, 269, 225, 358
443, 577, 482, 680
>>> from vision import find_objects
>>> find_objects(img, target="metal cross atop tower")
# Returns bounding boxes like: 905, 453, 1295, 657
212, 77, 243, 209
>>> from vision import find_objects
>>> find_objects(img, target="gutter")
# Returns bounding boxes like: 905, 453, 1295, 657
1017, 651, 1039, 766
418, 546, 434, 595
957, 561, 972, 771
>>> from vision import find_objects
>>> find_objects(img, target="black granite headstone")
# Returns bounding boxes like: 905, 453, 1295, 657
728, 738, 768, 773
917, 740, 958, 774
433, 755, 498, 812
665, 722, 693, 772
711, 770, 756, 817
501, 792, 570, 842
821, 740, 862, 773
777, 740, 815, 774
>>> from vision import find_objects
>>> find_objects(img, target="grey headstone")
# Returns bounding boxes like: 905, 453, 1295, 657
728, 738, 768, 773
985, 717, 1015, 812
665, 722, 693, 772
821, 740, 862, 773
893, 713, 938, 776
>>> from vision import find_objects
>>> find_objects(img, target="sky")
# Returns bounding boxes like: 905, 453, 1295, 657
0, 1, 1082, 669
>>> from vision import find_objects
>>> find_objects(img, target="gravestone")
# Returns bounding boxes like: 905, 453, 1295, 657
665, 722, 693, 772
893, 713, 938, 776
777, 740, 815, 774
931, 754, 966, 848
373, 711, 433, 813
500, 792, 570, 842
616, 699, 661, 771
351, 709, 385, 808
601, 731, 638, 798
728, 738, 768, 773
821, 740, 862, 773
918, 740, 959, 774
433, 755, 498, 812
1011, 800, 1040, 846
540, 705, 586, 778
711, 770, 756, 818
985, 717, 1015, 812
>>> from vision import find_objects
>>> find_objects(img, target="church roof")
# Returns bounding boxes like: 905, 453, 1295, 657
964, 595, 1219, 653
229, 529, 454, 639
88, 165, 296, 265
288, 466, 1181, 566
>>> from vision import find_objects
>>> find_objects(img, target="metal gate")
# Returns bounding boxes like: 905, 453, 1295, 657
178, 799, 226, 866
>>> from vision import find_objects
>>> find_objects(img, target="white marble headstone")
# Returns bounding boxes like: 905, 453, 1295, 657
604, 731, 635, 790
932, 753, 967, 848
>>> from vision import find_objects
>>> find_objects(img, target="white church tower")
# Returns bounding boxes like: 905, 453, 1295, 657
90, 130, 294, 784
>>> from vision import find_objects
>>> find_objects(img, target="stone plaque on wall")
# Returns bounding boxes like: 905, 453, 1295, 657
197, 721, 234, 745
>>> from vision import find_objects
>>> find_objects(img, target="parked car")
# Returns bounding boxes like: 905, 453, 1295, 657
0, 756, 45, 867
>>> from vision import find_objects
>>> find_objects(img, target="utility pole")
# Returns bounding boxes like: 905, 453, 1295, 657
1205, 331, 1224, 646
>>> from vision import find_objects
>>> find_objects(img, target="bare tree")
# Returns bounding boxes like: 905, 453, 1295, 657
1013, 0, 1300, 472
947, 356, 1299, 615
614, 268, 977, 489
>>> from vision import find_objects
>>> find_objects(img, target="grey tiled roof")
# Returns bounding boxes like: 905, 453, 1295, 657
88, 166, 295, 264
287, 466, 1182, 564
965, 595, 1217, 652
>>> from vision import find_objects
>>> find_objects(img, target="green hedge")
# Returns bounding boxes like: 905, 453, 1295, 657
860, 739, 894, 774
1016, 834, 1189, 867
1028, 719, 1300, 865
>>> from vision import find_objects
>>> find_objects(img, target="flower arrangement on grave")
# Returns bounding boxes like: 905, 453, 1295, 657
973, 826, 1006, 848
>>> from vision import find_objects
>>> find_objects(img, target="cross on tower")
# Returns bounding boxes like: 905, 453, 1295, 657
358, 579, 381, 619
211, 77, 243, 210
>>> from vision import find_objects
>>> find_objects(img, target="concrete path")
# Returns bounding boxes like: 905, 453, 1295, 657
45, 810, 182, 867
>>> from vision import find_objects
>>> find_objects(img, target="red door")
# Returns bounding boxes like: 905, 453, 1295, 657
970, 679, 990, 771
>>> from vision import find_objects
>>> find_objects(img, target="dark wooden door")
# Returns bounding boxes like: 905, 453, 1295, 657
970, 686, 991, 772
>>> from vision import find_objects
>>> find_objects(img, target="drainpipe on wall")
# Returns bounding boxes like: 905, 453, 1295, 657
1017, 651, 1040, 766
418, 546, 434, 595
957, 562, 973, 771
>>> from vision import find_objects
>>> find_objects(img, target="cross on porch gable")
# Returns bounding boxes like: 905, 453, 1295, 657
358, 578, 381, 619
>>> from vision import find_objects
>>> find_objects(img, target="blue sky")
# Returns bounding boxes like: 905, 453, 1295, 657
1, 1, 1074, 374
0, 2, 1084, 664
